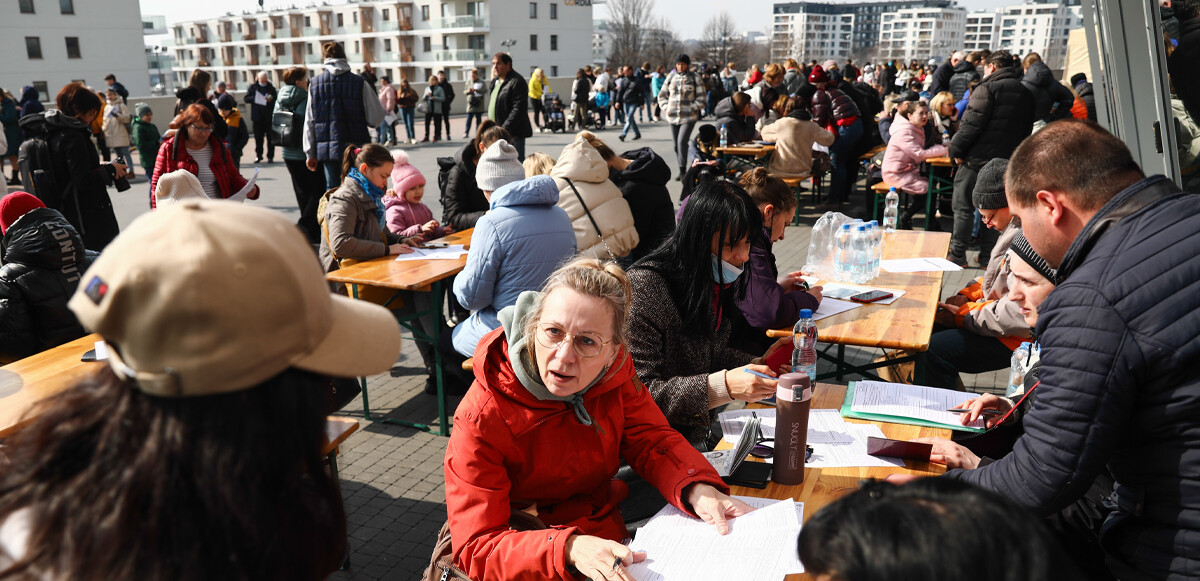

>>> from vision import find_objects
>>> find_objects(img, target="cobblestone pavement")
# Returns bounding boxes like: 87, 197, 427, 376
68, 113, 1002, 580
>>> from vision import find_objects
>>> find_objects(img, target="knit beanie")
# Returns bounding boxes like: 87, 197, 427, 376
972, 158, 1009, 210
676, 53, 691, 66
1009, 231, 1056, 283
822, 59, 839, 72
475, 139, 524, 192
808, 67, 829, 84
134, 102, 152, 118
155, 169, 209, 207
1070, 73, 1087, 87
216, 93, 237, 111
389, 150, 426, 196
0, 192, 45, 234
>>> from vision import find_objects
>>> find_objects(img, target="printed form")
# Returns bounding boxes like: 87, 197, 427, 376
850, 381, 985, 429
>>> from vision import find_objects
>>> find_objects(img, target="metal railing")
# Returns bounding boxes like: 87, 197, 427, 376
431, 49, 488, 62
429, 15, 487, 29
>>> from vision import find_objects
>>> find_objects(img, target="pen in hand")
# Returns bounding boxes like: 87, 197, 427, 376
946, 408, 1004, 416
613, 556, 622, 570
743, 369, 777, 380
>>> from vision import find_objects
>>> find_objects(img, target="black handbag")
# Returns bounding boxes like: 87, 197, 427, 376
269, 108, 303, 149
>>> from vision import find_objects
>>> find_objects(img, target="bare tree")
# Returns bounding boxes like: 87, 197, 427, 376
699, 12, 747, 69
643, 17, 683, 70
606, 0, 654, 68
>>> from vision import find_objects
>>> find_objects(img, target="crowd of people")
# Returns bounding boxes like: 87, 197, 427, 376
2, 19, 1200, 580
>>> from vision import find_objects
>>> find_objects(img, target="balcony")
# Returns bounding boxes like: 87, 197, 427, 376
429, 15, 487, 29
382, 51, 415, 62
233, 57, 248, 66
305, 54, 322, 64
431, 49, 488, 62
302, 26, 320, 37
272, 28, 292, 39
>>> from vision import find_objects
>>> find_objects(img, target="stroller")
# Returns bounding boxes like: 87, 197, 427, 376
543, 92, 566, 133
569, 92, 606, 131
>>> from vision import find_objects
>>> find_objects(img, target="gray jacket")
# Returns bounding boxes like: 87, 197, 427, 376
318, 176, 404, 273
961, 225, 1029, 338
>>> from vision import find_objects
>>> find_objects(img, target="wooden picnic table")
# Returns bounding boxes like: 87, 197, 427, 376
767, 230, 952, 382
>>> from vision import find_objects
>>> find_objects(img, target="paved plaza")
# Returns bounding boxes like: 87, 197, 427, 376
17, 115, 1003, 580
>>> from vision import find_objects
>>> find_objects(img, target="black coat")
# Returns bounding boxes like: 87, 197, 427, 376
949, 66, 1034, 169
24, 111, 121, 250
243, 82, 279, 124
711, 97, 755, 145
927, 60, 955, 96
0, 207, 92, 359
609, 147, 674, 261
1021, 61, 1073, 123
619, 76, 644, 106
440, 142, 489, 230
1074, 80, 1097, 122
946, 176, 1200, 580
947, 60, 980, 102
1168, 16, 1200, 123
489, 71, 533, 139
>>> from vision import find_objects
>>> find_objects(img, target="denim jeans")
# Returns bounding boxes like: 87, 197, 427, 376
112, 146, 132, 173
321, 160, 341, 190
400, 107, 415, 140
644, 92, 655, 119
376, 121, 395, 144
950, 164, 980, 259
828, 119, 864, 204
464, 112, 484, 136
621, 103, 641, 138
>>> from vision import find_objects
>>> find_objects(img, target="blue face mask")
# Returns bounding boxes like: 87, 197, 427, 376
710, 253, 744, 284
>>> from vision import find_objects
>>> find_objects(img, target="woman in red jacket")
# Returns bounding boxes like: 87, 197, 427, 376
149, 104, 258, 209
444, 257, 753, 581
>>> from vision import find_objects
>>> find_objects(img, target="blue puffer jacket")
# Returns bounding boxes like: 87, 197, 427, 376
945, 175, 1200, 580
451, 175, 576, 357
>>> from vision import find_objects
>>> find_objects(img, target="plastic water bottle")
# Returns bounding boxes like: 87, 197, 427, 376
1007, 342, 1033, 397
868, 220, 882, 278
852, 225, 870, 283
720, 124, 728, 148
883, 188, 899, 232
835, 224, 852, 281
791, 308, 818, 383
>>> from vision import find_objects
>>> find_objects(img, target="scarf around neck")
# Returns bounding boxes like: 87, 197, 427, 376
347, 168, 386, 225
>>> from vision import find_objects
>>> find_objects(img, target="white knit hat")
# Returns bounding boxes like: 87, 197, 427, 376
475, 139, 524, 192
155, 169, 209, 207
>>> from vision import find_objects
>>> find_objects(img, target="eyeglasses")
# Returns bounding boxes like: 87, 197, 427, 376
534, 323, 613, 358
749, 437, 814, 463
189, 124, 214, 133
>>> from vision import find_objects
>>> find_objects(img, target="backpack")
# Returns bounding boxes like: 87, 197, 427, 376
436, 156, 456, 199
17, 113, 64, 210
316, 186, 340, 260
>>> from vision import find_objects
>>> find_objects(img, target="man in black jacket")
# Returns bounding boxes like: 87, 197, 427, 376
947, 57, 980, 102
1070, 73, 1097, 122
243, 72, 278, 163
618, 66, 644, 142
927, 51, 961, 97
947, 50, 1033, 266
928, 120, 1200, 581
438, 70, 455, 141
488, 52, 533, 160
1167, 1, 1200, 122
1021, 53, 1074, 128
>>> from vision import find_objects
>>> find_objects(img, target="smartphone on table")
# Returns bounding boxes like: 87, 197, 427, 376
850, 290, 894, 303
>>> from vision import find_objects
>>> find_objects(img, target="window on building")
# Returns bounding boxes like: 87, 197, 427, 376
353, 11, 358, 23
551, 65, 558, 76
65, 36, 80, 58
423, 36, 432, 51
384, 38, 392, 51
354, 40, 360, 53
530, 34, 537, 50
550, 34, 557, 50
337, 13, 344, 27
383, 9, 390, 21
421, 5, 429, 20
59, 0, 73, 14
550, 3, 557, 19
442, 36, 449, 49
239, 46, 245, 57
305, 16, 311, 27
32, 81, 48, 99
19, 0, 34, 13
307, 43, 314, 54
26, 37, 42, 59
424, 67, 432, 79
530, 2, 537, 18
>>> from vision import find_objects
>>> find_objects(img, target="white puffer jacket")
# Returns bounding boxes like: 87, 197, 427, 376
550, 139, 639, 259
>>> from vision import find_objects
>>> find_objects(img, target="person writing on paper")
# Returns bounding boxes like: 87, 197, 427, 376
627, 177, 790, 448
150, 104, 259, 209
444, 257, 753, 581
318, 144, 420, 273
733, 168, 822, 353
383, 150, 451, 239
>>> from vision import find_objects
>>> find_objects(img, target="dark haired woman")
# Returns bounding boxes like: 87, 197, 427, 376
23, 83, 127, 249
626, 178, 788, 447
0, 201, 401, 580
440, 119, 512, 230
150, 104, 258, 209
173, 69, 227, 140
276, 66, 323, 243
303, 41, 385, 189
733, 168, 822, 352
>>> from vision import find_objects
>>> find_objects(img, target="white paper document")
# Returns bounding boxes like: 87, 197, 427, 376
228, 168, 259, 202
880, 257, 964, 273
820, 283, 908, 305
849, 380, 985, 430
813, 297, 862, 321
807, 423, 904, 468
719, 409, 855, 446
254, 91, 269, 106
392, 244, 469, 261
629, 497, 804, 579
93, 340, 109, 361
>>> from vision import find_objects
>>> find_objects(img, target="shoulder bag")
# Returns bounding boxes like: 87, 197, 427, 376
563, 177, 616, 260
269, 99, 303, 149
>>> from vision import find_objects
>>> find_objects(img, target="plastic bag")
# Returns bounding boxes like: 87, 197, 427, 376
803, 211, 856, 280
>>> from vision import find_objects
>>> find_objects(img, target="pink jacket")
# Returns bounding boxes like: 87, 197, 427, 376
383, 195, 444, 238
881, 113, 948, 195
378, 84, 397, 113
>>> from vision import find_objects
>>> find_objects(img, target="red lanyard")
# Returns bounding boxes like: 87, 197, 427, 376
994, 380, 1040, 426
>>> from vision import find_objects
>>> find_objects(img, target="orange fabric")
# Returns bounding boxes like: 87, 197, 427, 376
1071, 96, 1089, 120
956, 277, 985, 302
953, 300, 1025, 351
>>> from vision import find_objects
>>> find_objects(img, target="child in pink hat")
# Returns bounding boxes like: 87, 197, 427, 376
384, 150, 451, 239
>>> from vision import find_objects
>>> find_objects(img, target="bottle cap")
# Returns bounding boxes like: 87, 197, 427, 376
857, 225, 866, 231
777, 372, 812, 402
841, 224, 851, 230
799, 308, 812, 318
1019, 341, 1032, 349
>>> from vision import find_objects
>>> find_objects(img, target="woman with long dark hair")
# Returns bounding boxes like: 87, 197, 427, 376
0, 202, 402, 580
626, 178, 788, 447
173, 69, 227, 140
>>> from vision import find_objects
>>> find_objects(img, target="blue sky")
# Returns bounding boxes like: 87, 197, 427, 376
143, 0, 1015, 40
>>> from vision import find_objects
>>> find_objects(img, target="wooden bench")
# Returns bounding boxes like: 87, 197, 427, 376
871, 181, 895, 221
858, 144, 886, 161
322, 416, 359, 572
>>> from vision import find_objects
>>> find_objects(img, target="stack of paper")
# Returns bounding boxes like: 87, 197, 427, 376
628, 496, 805, 579
718, 409, 902, 469
880, 257, 963, 272
392, 244, 469, 261
843, 380, 986, 432
812, 298, 862, 320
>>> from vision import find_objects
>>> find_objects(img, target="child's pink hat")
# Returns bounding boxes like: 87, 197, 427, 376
390, 150, 426, 196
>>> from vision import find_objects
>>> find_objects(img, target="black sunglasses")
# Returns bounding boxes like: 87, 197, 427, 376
749, 437, 814, 463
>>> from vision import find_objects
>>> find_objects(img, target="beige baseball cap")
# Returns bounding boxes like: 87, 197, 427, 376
68, 200, 401, 397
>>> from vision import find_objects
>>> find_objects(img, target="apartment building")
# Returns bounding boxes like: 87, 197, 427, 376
994, 2, 1082, 68
963, 11, 999, 53
877, 5, 967, 63
171, 0, 593, 90
3, 0, 149, 101
771, 0, 952, 63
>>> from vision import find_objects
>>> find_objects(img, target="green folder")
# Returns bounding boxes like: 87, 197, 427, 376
840, 381, 987, 433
